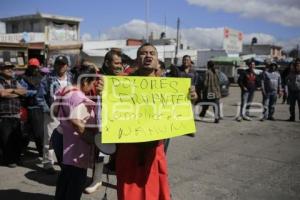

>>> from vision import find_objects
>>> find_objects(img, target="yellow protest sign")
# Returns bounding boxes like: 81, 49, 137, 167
101, 76, 196, 143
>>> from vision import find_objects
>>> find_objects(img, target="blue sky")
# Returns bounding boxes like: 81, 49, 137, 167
1, 0, 300, 49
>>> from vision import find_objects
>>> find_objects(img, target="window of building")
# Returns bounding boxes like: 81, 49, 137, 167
0, 51, 3, 63
0, 50, 26, 66
11, 23, 18, 33
17, 51, 25, 66
30, 21, 34, 32
3, 51, 10, 61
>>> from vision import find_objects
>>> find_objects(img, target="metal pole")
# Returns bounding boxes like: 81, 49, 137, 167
145, 0, 149, 42
175, 17, 180, 65
163, 15, 167, 61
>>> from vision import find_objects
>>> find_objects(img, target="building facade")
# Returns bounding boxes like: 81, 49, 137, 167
0, 12, 82, 68
242, 44, 283, 60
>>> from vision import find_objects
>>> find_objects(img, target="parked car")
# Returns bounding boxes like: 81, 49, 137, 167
196, 68, 230, 98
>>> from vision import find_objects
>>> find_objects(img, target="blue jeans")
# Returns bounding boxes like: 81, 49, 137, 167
28, 107, 44, 155
262, 92, 277, 119
240, 90, 255, 117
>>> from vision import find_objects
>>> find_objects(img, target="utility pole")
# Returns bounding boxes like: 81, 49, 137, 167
145, 0, 149, 42
174, 17, 180, 65
163, 15, 167, 61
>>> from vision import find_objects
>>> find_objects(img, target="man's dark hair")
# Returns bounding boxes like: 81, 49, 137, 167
136, 43, 157, 57
247, 59, 255, 66
182, 55, 191, 60
71, 64, 97, 85
101, 50, 122, 74
103, 50, 122, 68
207, 60, 214, 69
207, 60, 216, 73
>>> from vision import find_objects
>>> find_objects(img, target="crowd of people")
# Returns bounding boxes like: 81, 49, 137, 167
0, 42, 299, 200
236, 58, 300, 122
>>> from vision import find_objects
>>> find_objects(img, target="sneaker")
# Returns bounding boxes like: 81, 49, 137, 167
214, 119, 219, 123
7, 163, 17, 168
260, 117, 265, 122
84, 182, 102, 194
243, 116, 252, 121
236, 117, 242, 122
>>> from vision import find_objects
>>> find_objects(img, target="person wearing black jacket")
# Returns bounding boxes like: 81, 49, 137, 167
236, 61, 257, 121
281, 62, 293, 104
286, 58, 300, 121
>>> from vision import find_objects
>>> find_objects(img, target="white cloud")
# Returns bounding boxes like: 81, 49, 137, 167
99, 20, 145, 40
278, 36, 300, 50
182, 27, 223, 49
243, 33, 276, 44
99, 19, 298, 50
186, 0, 300, 27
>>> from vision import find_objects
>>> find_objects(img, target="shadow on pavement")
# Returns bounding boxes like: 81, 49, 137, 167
21, 150, 60, 186
194, 119, 217, 123
25, 170, 58, 186
0, 189, 53, 200
274, 118, 300, 122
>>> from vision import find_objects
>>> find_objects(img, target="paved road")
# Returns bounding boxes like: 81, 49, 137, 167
0, 86, 299, 200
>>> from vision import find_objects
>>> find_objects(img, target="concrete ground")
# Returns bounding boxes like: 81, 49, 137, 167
0, 86, 299, 200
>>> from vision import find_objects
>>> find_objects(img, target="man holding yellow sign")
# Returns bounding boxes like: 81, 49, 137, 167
102, 43, 197, 200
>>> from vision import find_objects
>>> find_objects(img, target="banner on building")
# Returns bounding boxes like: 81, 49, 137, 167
223, 27, 243, 53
